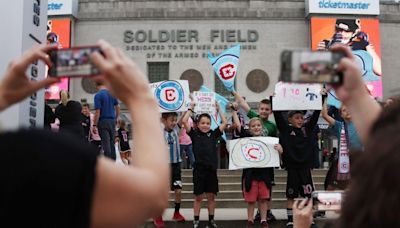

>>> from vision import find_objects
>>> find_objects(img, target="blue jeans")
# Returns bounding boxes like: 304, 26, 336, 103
180, 144, 195, 168
98, 119, 116, 160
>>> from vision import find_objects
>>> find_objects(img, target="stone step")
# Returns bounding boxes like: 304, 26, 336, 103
181, 169, 328, 176
167, 198, 310, 209
140, 208, 338, 227
141, 219, 333, 228
180, 182, 325, 191
170, 190, 292, 199
180, 175, 327, 183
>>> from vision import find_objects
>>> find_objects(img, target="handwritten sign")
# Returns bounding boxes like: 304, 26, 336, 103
228, 137, 280, 170
150, 80, 190, 113
272, 82, 322, 111
193, 91, 216, 115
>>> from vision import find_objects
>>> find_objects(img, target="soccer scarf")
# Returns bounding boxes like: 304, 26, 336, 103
337, 122, 350, 180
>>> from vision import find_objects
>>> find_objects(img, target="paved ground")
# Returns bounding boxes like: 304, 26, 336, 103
140, 208, 338, 227
157, 208, 339, 221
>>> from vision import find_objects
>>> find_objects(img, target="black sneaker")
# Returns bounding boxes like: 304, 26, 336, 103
206, 219, 218, 228
193, 220, 200, 228
254, 210, 261, 222
267, 210, 276, 222
261, 221, 269, 228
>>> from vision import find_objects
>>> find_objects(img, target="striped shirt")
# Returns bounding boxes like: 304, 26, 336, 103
164, 126, 182, 163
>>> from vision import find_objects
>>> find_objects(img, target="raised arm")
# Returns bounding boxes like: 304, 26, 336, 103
216, 102, 228, 132
231, 111, 241, 132
231, 91, 250, 113
90, 40, 169, 227
321, 93, 335, 127
271, 96, 288, 133
331, 44, 381, 144
182, 102, 195, 133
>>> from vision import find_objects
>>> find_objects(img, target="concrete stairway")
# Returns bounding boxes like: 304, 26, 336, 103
169, 169, 328, 209
141, 169, 334, 228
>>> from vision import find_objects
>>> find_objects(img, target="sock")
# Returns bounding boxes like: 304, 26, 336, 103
209, 214, 214, 221
287, 208, 293, 223
194, 216, 200, 221
174, 202, 180, 213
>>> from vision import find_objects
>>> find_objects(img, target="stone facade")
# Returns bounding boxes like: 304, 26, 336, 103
70, 0, 400, 103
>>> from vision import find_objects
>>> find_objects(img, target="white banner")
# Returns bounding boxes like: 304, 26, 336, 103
306, 0, 380, 16
272, 82, 322, 111
150, 80, 190, 113
229, 137, 280, 170
193, 91, 216, 115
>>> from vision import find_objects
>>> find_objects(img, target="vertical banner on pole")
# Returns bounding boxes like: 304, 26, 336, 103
0, 0, 48, 130
208, 45, 240, 92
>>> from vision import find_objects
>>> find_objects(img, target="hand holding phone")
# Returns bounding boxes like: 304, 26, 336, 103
48, 46, 102, 78
312, 191, 343, 211
293, 199, 313, 228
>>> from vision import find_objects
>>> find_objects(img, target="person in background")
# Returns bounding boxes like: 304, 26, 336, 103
44, 102, 55, 130
116, 119, 131, 165
179, 116, 195, 169
82, 103, 91, 142
321, 90, 363, 191
93, 81, 120, 160
55, 90, 84, 139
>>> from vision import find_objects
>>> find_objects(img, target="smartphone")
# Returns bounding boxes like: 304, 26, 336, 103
312, 191, 343, 211
280, 50, 344, 84
48, 46, 102, 77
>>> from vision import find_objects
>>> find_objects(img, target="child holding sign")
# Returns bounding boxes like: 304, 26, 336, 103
272, 100, 321, 228
232, 91, 278, 221
182, 102, 227, 228
153, 112, 187, 227
231, 103, 282, 228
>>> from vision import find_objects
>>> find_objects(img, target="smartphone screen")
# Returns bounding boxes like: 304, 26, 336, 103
280, 50, 343, 84
312, 191, 343, 211
48, 46, 101, 77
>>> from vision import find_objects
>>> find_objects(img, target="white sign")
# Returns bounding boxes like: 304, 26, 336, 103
229, 137, 280, 170
272, 82, 322, 111
150, 80, 190, 113
0, 0, 47, 130
193, 91, 216, 115
306, 0, 380, 16
48, 0, 78, 16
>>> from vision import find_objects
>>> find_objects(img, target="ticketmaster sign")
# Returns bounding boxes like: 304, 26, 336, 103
306, 0, 379, 15
48, 0, 77, 16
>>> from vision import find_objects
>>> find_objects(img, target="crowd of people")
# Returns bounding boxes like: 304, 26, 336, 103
0, 40, 400, 228
44, 81, 130, 164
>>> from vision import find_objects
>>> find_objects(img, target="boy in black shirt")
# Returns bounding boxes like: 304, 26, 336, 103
273, 108, 320, 228
182, 103, 227, 228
